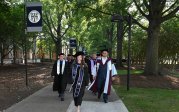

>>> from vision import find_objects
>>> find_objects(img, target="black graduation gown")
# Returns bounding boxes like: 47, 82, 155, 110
51, 60, 68, 92
72, 63, 89, 106
66, 60, 74, 84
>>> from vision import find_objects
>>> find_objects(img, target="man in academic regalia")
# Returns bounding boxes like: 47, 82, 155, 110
88, 53, 97, 83
88, 49, 116, 103
96, 53, 101, 61
51, 53, 68, 101
66, 54, 74, 84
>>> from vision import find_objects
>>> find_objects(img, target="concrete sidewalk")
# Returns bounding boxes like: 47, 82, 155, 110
4, 84, 128, 112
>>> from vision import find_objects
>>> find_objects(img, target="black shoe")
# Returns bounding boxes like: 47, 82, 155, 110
98, 95, 101, 99
104, 99, 108, 103
92, 92, 96, 96
98, 93, 101, 99
58, 94, 61, 97
61, 98, 64, 101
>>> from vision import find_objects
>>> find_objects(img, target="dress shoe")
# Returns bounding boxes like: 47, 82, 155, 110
61, 98, 64, 101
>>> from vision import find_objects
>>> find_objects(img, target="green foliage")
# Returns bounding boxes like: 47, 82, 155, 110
123, 25, 147, 60
1, 0, 178, 64
36, 35, 55, 54
159, 18, 179, 59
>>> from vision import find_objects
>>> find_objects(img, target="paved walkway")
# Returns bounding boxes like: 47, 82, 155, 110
4, 84, 128, 112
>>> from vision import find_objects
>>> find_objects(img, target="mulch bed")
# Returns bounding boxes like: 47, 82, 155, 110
0, 63, 53, 111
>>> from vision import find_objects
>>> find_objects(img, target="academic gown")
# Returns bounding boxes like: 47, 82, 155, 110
72, 62, 89, 106
66, 60, 74, 84
88, 58, 116, 96
51, 60, 68, 93
88, 59, 97, 83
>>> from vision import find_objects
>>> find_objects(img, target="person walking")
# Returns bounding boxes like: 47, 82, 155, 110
88, 49, 116, 103
71, 51, 89, 112
51, 53, 68, 101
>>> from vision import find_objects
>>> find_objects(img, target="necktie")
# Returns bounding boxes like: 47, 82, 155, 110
93, 60, 96, 65
60, 61, 62, 74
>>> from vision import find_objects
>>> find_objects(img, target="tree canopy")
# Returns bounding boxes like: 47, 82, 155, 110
0, 0, 178, 76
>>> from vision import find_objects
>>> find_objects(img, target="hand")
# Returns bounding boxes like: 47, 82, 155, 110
112, 77, 115, 81
93, 76, 96, 80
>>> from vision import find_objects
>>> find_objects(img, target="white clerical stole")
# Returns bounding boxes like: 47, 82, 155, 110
57, 60, 65, 75
102, 57, 107, 64
92, 57, 112, 77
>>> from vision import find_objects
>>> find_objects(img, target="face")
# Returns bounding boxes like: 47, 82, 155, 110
77, 55, 83, 62
59, 55, 64, 60
101, 51, 108, 57
92, 54, 97, 59
67, 55, 72, 60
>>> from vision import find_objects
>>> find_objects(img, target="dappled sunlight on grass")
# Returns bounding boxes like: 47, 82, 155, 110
117, 69, 144, 75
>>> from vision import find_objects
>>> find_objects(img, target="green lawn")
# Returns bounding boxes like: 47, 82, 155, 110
170, 70, 179, 77
114, 85, 179, 112
117, 69, 144, 75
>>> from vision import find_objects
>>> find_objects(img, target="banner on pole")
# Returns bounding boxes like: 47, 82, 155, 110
69, 38, 77, 48
26, 2, 42, 32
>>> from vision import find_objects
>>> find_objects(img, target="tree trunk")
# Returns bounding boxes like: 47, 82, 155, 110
55, 38, 62, 59
13, 42, 16, 64
177, 54, 179, 65
108, 30, 112, 58
49, 44, 52, 61
116, 21, 123, 68
32, 36, 36, 63
109, 24, 114, 58
1, 55, 3, 66
0, 42, 4, 66
144, 21, 160, 75
69, 49, 73, 55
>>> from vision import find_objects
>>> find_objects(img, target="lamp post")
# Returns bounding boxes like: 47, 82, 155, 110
111, 14, 132, 91
24, 0, 28, 86
126, 15, 132, 91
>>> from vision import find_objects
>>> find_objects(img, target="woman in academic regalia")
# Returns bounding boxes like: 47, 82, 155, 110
72, 51, 89, 112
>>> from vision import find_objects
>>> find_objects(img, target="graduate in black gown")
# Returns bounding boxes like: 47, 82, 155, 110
66, 54, 74, 84
72, 51, 89, 112
51, 53, 68, 101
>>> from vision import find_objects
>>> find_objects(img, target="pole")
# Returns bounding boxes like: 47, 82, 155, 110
116, 20, 121, 68
24, 0, 28, 86
127, 15, 131, 91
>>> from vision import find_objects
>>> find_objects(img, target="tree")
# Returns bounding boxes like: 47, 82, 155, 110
75, 0, 132, 64
0, 1, 11, 65
36, 34, 55, 61
10, 4, 24, 64
42, 0, 72, 59
123, 25, 147, 65
132, 0, 179, 75
159, 18, 179, 65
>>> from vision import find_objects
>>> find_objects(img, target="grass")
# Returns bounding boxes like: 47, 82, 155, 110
114, 85, 179, 112
117, 69, 144, 75
170, 70, 179, 77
